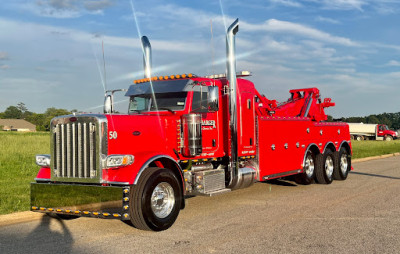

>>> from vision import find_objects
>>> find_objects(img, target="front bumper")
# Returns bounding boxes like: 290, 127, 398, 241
31, 183, 130, 220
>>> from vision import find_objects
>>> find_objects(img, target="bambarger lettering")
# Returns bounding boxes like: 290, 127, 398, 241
202, 120, 216, 128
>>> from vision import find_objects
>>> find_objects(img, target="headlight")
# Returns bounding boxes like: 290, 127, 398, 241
36, 154, 51, 167
105, 155, 134, 168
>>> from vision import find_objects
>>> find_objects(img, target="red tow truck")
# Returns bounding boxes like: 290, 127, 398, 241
31, 19, 352, 231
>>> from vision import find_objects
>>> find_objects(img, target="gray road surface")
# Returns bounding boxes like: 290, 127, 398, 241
1, 156, 400, 253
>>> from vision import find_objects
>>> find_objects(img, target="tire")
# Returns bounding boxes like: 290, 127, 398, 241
295, 150, 315, 185
356, 136, 362, 141
315, 149, 334, 184
128, 167, 182, 231
333, 147, 351, 180
385, 135, 393, 141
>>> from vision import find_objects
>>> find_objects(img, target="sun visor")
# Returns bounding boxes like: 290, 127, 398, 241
125, 79, 195, 96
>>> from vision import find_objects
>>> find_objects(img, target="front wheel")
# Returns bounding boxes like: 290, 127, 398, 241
385, 135, 393, 141
128, 167, 182, 231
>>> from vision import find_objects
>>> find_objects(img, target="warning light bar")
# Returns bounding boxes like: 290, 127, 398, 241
134, 73, 195, 84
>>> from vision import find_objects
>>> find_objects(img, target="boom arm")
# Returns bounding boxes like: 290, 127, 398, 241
255, 87, 335, 122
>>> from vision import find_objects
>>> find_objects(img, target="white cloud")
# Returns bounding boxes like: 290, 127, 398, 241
318, 0, 368, 11
270, 0, 302, 7
0, 52, 9, 60
387, 60, 400, 66
244, 19, 358, 46
0, 64, 10, 69
315, 16, 341, 24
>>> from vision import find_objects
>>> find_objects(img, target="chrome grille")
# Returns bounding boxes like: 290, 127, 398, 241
52, 119, 100, 180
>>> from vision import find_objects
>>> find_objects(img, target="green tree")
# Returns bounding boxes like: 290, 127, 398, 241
42, 107, 71, 131
366, 115, 379, 124
3, 106, 22, 119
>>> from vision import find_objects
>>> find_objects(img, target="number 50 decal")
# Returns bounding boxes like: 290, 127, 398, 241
109, 131, 118, 140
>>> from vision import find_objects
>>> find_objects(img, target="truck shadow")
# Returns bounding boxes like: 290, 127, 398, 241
349, 171, 400, 180
264, 178, 298, 187
2, 215, 75, 253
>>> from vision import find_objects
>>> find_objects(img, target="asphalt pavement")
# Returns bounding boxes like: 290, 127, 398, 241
1, 155, 399, 253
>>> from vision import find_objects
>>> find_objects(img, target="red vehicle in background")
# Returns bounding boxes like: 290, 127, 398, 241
348, 123, 398, 141
31, 19, 352, 231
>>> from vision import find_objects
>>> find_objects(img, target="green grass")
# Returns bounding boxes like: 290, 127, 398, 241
351, 140, 400, 159
0, 132, 49, 215
1, 132, 400, 215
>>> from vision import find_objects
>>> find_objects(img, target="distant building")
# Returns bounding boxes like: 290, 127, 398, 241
0, 119, 36, 132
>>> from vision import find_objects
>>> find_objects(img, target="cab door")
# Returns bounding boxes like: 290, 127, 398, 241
191, 90, 222, 158
238, 92, 256, 156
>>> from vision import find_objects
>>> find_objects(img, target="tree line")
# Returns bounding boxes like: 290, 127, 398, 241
331, 112, 400, 130
0, 102, 74, 131
1, 102, 400, 131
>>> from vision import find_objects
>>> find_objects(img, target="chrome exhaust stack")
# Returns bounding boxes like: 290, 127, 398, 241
141, 36, 152, 79
226, 19, 256, 189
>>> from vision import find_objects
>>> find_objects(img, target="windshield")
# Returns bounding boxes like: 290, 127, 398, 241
129, 92, 187, 113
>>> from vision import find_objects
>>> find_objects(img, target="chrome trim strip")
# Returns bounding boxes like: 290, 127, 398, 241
104, 181, 130, 185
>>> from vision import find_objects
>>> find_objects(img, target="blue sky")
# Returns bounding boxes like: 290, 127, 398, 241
1, 0, 400, 117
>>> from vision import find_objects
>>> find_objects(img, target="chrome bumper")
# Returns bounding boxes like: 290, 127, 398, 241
30, 183, 130, 220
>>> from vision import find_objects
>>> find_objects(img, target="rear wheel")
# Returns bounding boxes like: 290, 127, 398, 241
128, 167, 182, 231
295, 150, 315, 185
333, 147, 351, 180
315, 149, 334, 184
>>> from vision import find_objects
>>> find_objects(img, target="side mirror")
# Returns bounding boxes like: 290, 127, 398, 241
104, 95, 113, 114
207, 86, 219, 112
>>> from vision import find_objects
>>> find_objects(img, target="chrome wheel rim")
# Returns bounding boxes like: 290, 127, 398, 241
305, 154, 315, 178
325, 156, 334, 177
151, 182, 175, 219
340, 153, 348, 175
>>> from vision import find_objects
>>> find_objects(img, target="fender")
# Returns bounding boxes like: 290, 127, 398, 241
133, 154, 186, 210
339, 140, 352, 154
133, 154, 183, 185
302, 143, 319, 169
323, 141, 336, 154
